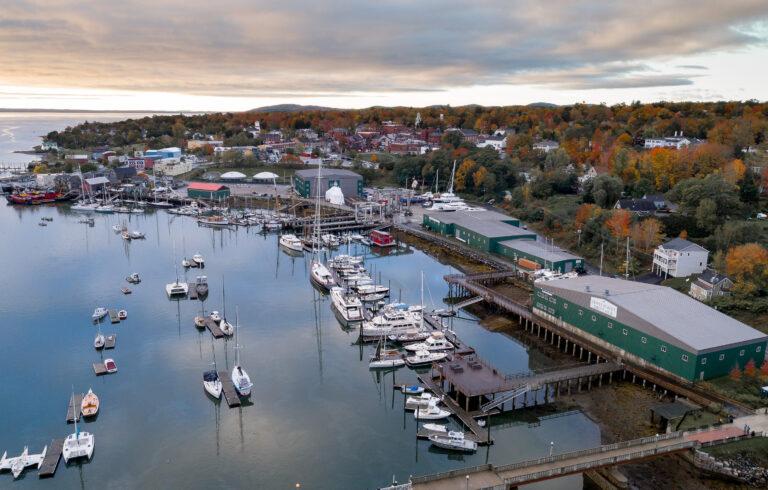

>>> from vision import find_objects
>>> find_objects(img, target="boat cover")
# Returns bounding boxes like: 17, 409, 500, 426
203, 370, 218, 382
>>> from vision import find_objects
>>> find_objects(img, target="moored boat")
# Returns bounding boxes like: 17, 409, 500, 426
81, 388, 99, 417
330, 287, 364, 326
92, 307, 108, 320
414, 402, 450, 420
429, 431, 477, 452
405, 349, 447, 367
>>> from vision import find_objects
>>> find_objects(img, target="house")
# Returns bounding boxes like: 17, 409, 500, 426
689, 270, 734, 301
66, 154, 89, 164
445, 128, 479, 144
41, 142, 58, 151
533, 140, 559, 152
644, 132, 705, 150
652, 238, 709, 278
477, 135, 507, 152
113, 166, 137, 182
642, 194, 669, 210
579, 165, 598, 184
614, 199, 657, 216
83, 176, 110, 193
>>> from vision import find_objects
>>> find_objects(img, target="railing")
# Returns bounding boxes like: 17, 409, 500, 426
410, 463, 493, 484
481, 386, 529, 412
698, 431, 762, 448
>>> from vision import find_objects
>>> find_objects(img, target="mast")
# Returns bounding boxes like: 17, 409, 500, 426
313, 162, 322, 260
222, 276, 227, 321
420, 270, 424, 330
447, 160, 456, 194
71, 385, 79, 437
234, 306, 240, 367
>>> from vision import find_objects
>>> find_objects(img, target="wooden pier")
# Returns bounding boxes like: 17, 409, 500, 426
66, 393, 84, 423
204, 317, 224, 338
38, 439, 64, 478
418, 373, 493, 445
188, 284, 198, 300
423, 314, 475, 356
217, 370, 241, 407
93, 362, 107, 375
104, 334, 116, 349
108, 309, 120, 323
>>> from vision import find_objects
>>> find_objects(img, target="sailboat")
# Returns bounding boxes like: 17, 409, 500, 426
71, 163, 99, 212
0, 446, 47, 479
165, 260, 189, 298
203, 341, 222, 399
218, 279, 234, 336
94, 324, 105, 349
231, 307, 253, 396
309, 162, 336, 292
81, 388, 99, 417
62, 388, 95, 463
368, 336, 405, 368
429, 160, 470, 211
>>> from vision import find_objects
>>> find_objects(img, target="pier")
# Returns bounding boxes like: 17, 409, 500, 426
66, 393, 83, 423
108, 309, 120, 324
217, 370, 241, 407
38, 439, 64, 478
203, 317, 224, 338
188, 284, 198, 300
104, 334, 116, 349
422, 314, 474, 356
93, 363, 107, 375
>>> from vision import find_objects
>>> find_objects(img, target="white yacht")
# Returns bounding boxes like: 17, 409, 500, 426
405, 392, 443, 410
192, 253, 204, 267
429, 431, 478, 452
165, 280, 189, 298
92, 307, 108, 320
405, 349, 447, 367
354, 283, 390, 302
404, 332, 454, 352
231, 308, 253, 396
360, 305, 422, 339
279, 234, 304, 252
94, 204, 115, 214
330, 287, 364, 326
414, 402, 450, 420
62, 391, 95, 463
429, 160, 472, 212
310, 260, 335, 292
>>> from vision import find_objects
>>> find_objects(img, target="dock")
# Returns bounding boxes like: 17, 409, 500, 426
108, 309, 120, 323
188, 284, 198, 300
204, 317, 224, 338
93, 362, 107, 375
416, 427, 482, 444
104, 334, 116, 349
418, 373, 493, 445
217, 370, 241, 407
38, 439, 64, 478
66, 393, 84, 423
423, 314, 475, 356
120, 287, 132, 294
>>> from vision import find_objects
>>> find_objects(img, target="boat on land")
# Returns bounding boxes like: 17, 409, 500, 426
330, 287, 364, 326
92, 307, 108, 320
429, 431, 477, 452
231, 308, 253, 396
279, 234, 303, 252
0, 445, 48, 479
81, 388, 99, 417
62, 388, 95, 463
414, 402, 450, 420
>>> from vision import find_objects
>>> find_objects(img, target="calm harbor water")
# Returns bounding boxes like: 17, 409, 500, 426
0, 203, 600, 489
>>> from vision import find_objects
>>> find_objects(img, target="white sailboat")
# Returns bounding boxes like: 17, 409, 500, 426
203, 341, 222, 399
309, 161, 336, 292
368, 336, 405, 368
62, 388, 95, 463
429, 160, 472, 211
94, 323, 105, 349
218, 279, 234, 336
231, 307, 253, 396
165, 260, 189, 298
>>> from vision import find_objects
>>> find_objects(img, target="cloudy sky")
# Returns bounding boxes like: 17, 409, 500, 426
1, 0, 767, 110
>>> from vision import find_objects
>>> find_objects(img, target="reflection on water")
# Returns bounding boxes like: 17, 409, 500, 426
0, 204, 600, 489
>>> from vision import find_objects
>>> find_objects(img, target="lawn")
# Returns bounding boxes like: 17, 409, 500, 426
700, 370, 768, 409
702, 437, 768, 468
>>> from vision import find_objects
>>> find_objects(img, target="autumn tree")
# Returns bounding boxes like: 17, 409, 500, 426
574, 203, 601, 230
725, 243, 768, 297
631, 218, 665, 250
607, 210, 632, 252
744, 359, 756, 377
472, 166, 488, 191
730, 365, 742, 381
761, 360, 768, 379
454, 158, 476, 191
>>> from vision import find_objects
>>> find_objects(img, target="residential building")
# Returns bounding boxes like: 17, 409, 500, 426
533, 275, 767, 382
294, 168, 363, 198
41, 141, 58, 151
689, 270, 734, 301
644, 132, 705, 150
477, 135, 507, 152
652, 238, 709, 278
614, 199, 657, 216
533, 140, 559, 152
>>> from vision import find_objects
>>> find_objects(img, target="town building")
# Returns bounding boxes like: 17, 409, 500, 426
689, 270, 734, 301
652, 238, 709, 278
533, 276, 767, 382
477, 135, 507, 152
533, 140, 559, 152
614, 199, 657, 216
145, 147, 182, 160
294, 168, 363, 198
643, 132, 705, 150
125, 158, 154, 170
187, 182, 230, 200
83, 176, 110, 193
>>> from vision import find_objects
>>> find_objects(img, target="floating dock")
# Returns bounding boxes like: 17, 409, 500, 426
188, 284, 198, 300
423, 313, 475, 356
204, 317, 224, 338
120, 287, 132, 294
217, 370, 241, 407
38, 439, 64, 478
93, 362, 107, 376
104, 334, 116, 349
66, 393, 84, 423
108, 309, 120, 323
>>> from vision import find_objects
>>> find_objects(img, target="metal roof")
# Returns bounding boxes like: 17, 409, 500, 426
424, 209, 534, 239
295, 168, 361, 179
535, 276, 766, 354
188, 183, 227, 191
660, 238, 708, 253
499, 238, 581, 263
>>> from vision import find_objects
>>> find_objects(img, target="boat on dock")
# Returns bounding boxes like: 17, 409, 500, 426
231, 308, 253, 396
404, 332, 454, 352
81, 388, 99, 417
192, 253, 205, 267
330, 287, 364, 326
62, 389, 94, 463
405, 349, 447, 367
0, 445, 48, 479
429, 431, 477, 452
92, 307, 108, 320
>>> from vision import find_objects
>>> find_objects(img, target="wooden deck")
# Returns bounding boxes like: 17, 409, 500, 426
217, 370, 241, 407
423, 314, 474, 356
66, 393, 84, 423
108, 309, 120, 323
38, 439, 64, 478
93, 362, 107, 375
418, 374, 492, 445
188, 284, 198, 300
204, 317, 224, 338
104, 334, 116, 349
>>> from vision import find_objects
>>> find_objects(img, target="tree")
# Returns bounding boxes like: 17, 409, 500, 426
725, 243, 768, 297
744, 359, 756, 377
696, 198, 719, 232
730, 365, 742, 381
761, 360, 768, 379
574, 204, 600, 230
472, 166, 488, 191
33, 163, 51, 174
442, 131, 462, 148
631, 218, 665, 250
590, 174, 624, 207
607, 210, 632, 252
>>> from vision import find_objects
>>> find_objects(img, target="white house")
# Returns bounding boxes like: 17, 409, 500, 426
533, 140, 559, 152
644, 132, 705, 150
477, 135, 507, 152
652, 238, 709, 278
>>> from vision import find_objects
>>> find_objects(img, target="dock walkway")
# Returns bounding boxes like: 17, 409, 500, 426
108, 309, 120, 323
38, 439, 64, 478
204, 317, 224, 338
418, 374, 492, 445
217, 370, 241, 407
66, 393, 84, 423
104, 334, 116, 349
188, 284, 198, 300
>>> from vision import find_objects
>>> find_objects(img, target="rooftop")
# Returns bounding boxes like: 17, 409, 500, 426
660, 237, 708, 253
295, 168, 361, 179
188, 182, 227, 191
535, 276, 766, 354
500, 238, 581, 263
424, 209, 534, 239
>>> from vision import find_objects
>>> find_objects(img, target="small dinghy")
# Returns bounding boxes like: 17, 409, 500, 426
81, 388, 99, 417
118, 310, 127, 320
104, 358, 117, 373
402, 385, 424, 395
210, 311, 221, 322
126, 272, 141, 283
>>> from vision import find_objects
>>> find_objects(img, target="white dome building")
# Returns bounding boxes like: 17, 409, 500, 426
220, 171, 246, 181
325, 184, 345, 205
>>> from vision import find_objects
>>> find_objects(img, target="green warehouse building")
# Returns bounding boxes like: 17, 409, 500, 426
533, 276, 767, 382
294, 168, 363, 198
423, 209, 584, 272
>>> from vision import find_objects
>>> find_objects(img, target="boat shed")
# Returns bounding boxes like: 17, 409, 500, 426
294, 168, 363, 198
187, 182, 230, 200
533, 276, 768, 382
422, 209, 534, 253
498, 238, 583, 273
83, 176, 110, 193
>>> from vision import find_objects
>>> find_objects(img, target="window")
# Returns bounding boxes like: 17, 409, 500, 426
719, 354, 725, 361
607, 322, 613, 328
591, 315, 596, 321
701, 358, 707, 365
682, 355, 689, 362
757, 346, 762, 353
740, 350, 745, 357
578, 310, 583, 316
660, 346, 667, 353
622, 329, 628, 336
641, 337, 647, 344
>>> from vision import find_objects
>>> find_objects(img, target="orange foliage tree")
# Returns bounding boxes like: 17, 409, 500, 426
725, 243, 768, 297
630, 218, 665, 251
744, 359, 756, 377
607, 210, 632, 252
730, 365, 742, 381
574, 203, 601, 230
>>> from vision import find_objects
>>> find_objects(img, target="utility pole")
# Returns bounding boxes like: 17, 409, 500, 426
599, 243, 604, 277
625, 236, 630, 279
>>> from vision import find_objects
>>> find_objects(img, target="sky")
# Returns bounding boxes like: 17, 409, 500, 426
1, 0, 767, 111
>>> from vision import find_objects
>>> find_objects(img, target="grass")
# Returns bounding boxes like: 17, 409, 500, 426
661, 275, 698, 293
702, 437, 768, 467
700, 371, 768, 409
675, 410, 721, 431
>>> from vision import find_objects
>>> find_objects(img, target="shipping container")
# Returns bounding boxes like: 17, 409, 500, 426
518, 257, 542, 270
